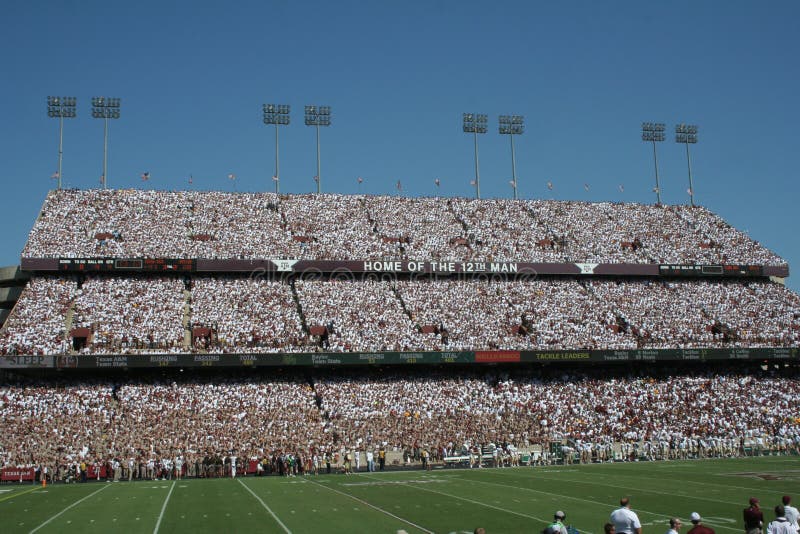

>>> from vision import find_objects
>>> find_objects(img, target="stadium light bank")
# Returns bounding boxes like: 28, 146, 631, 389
642, 122, 665, 205
499, 115, 524, 200
47, 96, 76, 190
263, 104, 290, 194
305, 105, 331, 194
675, 123, 699, 207
463, 113, 488, 199
92, 97, 121, 190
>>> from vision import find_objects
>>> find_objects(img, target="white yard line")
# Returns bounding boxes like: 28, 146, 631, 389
445, 470, 742, 533
237, 479, 292, 534
29, 483, 110, 534
363, 474, 552, 526
152, 480, 176, 534
307, 477, 435, 534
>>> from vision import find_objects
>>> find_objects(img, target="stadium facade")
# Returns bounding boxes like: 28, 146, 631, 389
1, 189, 797, 368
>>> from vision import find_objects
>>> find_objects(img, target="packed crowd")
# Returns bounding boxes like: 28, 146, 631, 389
190, 276, 305, 352
1, 365, 798, 476
1, 276, 798, 355
71, 276, 186, 353
21, 189, 785, 265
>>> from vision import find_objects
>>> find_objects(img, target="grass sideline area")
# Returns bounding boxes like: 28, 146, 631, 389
1, 456, 798, 533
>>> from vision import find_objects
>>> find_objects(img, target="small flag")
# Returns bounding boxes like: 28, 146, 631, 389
100, 175, 105, 185
396, 180, 402, 191
547, 181, 553, 190
470, 180, 476, 187
583, 183, 590, 192
509, 180, 516, 187
687, 188, 693, 196
51, 171, 59, 180
272, 176, 279, 182
188, 174, 193, 185
434, 178, 440, 187
313, 175, 319, 183
618, 184, 625, 193
141, 172, 150, 181
357, 177, 363, 184
228, 173, 236, 180
653, 186, 659, 193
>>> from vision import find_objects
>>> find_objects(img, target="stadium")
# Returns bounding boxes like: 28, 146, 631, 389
4, 3, 800, 533
1, 188, 799, 533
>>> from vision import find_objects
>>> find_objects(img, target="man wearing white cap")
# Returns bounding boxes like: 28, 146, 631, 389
688, 513, 715, 534
547, 511, 568, 534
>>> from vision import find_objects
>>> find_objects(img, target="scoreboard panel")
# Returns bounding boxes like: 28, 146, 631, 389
58, 258, 196, 272
658, 264, 764, 277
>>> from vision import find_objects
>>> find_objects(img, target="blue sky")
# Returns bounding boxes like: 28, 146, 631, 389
1, 0, 798, 290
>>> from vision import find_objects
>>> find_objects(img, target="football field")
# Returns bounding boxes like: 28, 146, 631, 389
1, 456, 798, 534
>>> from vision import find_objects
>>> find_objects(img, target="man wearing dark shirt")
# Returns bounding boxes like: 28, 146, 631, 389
688, 513, 715, 534
745, 498, 765, 534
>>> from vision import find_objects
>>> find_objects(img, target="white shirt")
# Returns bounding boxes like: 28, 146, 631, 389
767, 518, 794, 534
611, 506, 642, 534
783, 505, 799, 532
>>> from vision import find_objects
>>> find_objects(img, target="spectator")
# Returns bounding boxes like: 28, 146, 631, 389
667, 518, 682, 534
767, 506, 795, 534
688, 513, 714, 534
745, 498, 765, 534
611, 498, 642, 534
781, 497, 799, 533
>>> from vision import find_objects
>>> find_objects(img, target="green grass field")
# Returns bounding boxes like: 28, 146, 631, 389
1, 456, 798, 534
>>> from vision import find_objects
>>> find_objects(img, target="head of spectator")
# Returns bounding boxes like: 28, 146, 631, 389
605, 523, 616, 534
621, 498, 631, 508
750, 497, 760, 509
782, 496, 791, 506
671, 517, 683, 529
775, 506, 786, 519
690, 513, 701, 525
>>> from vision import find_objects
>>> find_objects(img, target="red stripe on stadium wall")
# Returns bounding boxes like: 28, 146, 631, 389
475, 351, 521, 363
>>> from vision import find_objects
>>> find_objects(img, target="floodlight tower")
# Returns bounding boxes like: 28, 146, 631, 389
263, 104, 290, 194
92, 97, 121, 189
641, 122, 665, 204
47, 96, 76, 190
499, 115, 524, 200
463, 113, 487, 199
304, 105, 331, 194
675, 124, 699, 207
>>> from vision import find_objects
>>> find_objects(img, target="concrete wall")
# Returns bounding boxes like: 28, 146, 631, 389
0, 287, 22, 305
0, 266, 28, 283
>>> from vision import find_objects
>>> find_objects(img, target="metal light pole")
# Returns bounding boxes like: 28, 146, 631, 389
47, 96, 77, 190
675, 124, 699, 207
263, 104, 290, 194
642, 122, 665, 204
499, 115, 524, 200
305, 105, 331, 194
463, 113, 487, 199
92, 97, 121, 189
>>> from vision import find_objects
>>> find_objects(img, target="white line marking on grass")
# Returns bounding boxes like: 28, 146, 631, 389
152, 481, 176, 534
368, 475, 550, 525
306, 478, 435, 534
525, 470, 752, 507
29, 483, 110, 533
457, 471, 744, 533
237, 479, 292, 534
